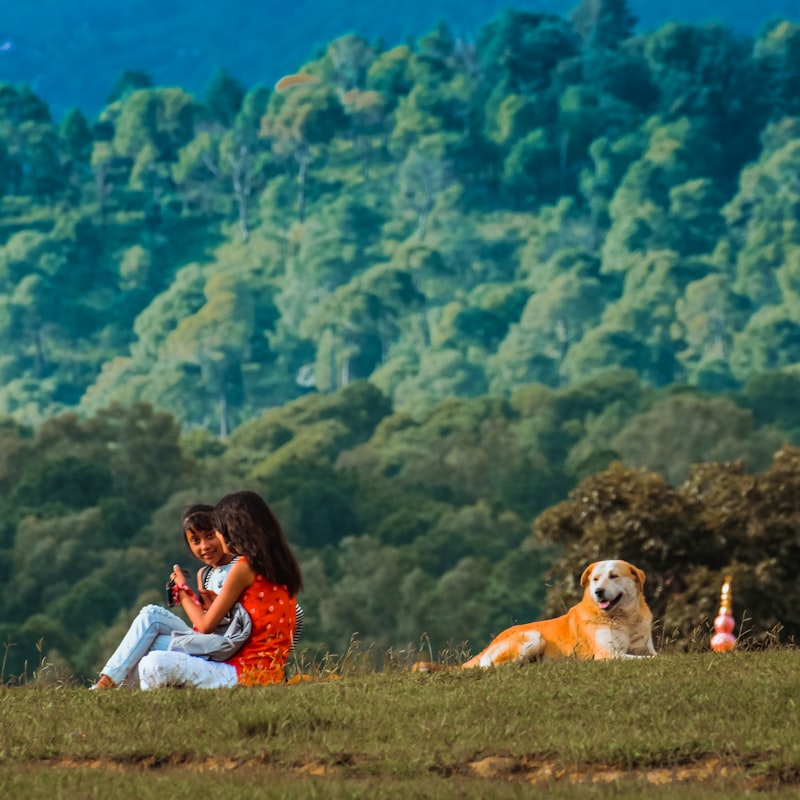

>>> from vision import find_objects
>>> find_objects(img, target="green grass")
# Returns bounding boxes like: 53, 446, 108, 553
1, 651, 798, 798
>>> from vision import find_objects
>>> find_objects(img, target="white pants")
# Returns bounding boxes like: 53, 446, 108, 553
138, 650, 239, 689
101, 604, 191, 686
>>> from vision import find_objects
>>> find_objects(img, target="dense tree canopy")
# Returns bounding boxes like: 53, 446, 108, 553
0, 8, 797, 427
0, 5, 798, 681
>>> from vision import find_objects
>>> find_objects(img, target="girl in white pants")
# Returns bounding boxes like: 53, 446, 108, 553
94, 498, 304, 689
92, 505, 239, 688
138, 490, 303, 689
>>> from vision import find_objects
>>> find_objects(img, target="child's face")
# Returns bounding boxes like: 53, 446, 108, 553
185, 527, 230, 567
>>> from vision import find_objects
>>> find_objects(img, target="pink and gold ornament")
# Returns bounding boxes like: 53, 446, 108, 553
710, 575, 736, 653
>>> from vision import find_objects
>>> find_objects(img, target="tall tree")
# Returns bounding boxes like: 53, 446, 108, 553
644, 22, 763, 167
396, 150, 453, 239
163, 270, 254, 437
260, 83, 346, 221
753, 20, 800, 119
571, 0, 637, 49
477, 10, 578, 95
203, 67, 245, 127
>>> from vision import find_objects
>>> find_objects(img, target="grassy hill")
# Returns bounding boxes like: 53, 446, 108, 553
1, 650, 798, 798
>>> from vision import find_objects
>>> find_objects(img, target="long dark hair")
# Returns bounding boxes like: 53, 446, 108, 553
213, 490, 303, 597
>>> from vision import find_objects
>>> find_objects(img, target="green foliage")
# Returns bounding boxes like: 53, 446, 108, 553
202, 68, 245, 127
571, 0, 638, 49
742, 370, 800, 438
1, 8, 800, 682
612, 393, 783, 483
0, 10, 796, 423
0, 372, 797, 679
105, 70, 154, 105
477, 10, 578, 95
0, 404, 191, 677
534, 445, 800, 643
8, 456, 113, 515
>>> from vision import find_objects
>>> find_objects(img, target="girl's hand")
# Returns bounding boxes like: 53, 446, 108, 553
184, 558, 255, 633
171, 564, 187, 585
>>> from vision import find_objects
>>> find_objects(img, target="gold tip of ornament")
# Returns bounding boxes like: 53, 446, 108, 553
719, 575, 732, 614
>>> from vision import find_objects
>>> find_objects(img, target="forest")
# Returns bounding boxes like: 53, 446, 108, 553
0, 1, 799, 680
2, 0, 791, 116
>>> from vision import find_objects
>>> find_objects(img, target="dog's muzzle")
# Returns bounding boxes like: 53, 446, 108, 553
594, 591, 622, 612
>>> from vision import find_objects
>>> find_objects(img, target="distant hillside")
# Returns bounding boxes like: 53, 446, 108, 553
2, 0, 800, 683
1, 0, 798, 117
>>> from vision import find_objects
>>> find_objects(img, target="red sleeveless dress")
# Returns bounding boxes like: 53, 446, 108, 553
225, 567, 296, 685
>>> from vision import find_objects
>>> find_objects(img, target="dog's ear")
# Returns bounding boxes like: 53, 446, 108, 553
580, 563, 598, 587
628, 563, 646, 590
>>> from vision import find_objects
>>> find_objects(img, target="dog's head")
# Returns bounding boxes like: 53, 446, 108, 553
580, 560, 646, 615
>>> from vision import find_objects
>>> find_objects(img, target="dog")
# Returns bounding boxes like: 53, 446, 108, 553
413, 560, 656, 672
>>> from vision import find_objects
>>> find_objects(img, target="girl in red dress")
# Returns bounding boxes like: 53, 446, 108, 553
138, 490, 303, 689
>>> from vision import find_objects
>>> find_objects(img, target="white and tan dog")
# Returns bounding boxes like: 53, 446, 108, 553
459, 559, 656, 668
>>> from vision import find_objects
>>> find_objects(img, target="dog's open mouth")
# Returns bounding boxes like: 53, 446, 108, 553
596, 594, 622, 612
